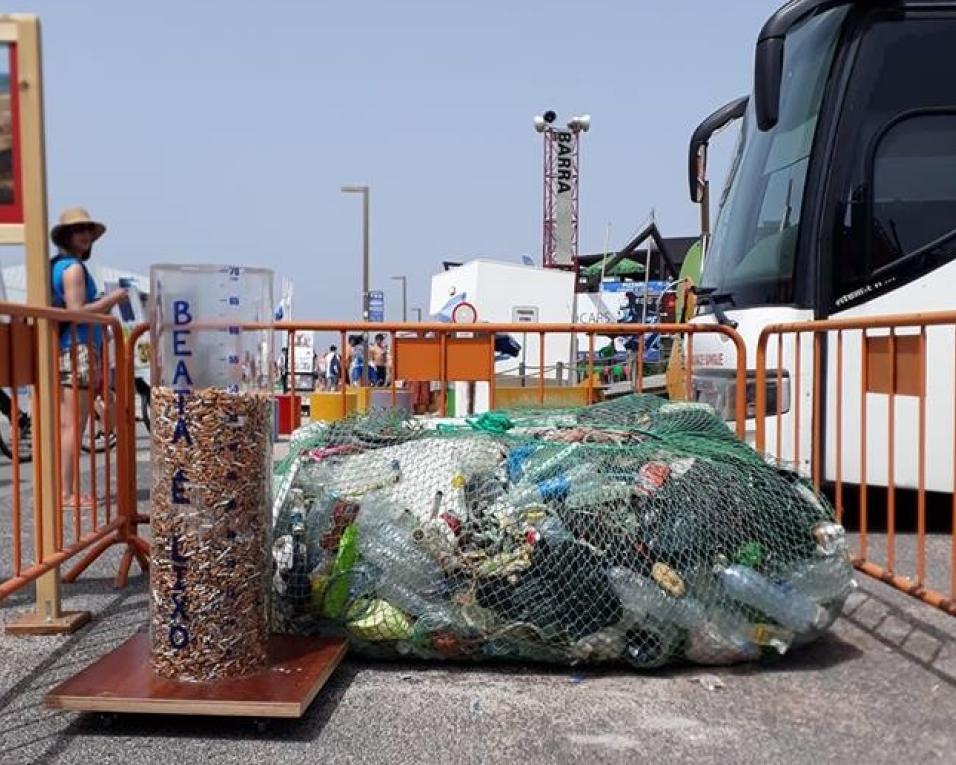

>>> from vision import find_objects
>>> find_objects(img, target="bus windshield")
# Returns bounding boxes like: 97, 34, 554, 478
701, 7, 848, 308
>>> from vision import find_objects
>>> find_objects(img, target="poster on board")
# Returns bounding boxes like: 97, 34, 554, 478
0, 43, 22, 224
292, 331, 314, 373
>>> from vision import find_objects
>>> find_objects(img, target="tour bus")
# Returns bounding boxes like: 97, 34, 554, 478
687, 0, 956, 491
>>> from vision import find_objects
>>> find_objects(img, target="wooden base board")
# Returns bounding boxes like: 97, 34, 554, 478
44, 632, 349, 718
6, 609, 91, 635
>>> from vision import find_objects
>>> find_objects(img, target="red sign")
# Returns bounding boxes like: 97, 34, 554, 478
0, 43, 23, 225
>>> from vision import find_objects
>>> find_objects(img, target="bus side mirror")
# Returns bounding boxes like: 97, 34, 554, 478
755, 0, 859, 130
755, 37, 784, 132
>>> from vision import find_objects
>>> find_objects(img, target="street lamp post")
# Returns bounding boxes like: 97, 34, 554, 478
342, 184, 370, 385
412, 307, 423, 323
391, 275, 407, 322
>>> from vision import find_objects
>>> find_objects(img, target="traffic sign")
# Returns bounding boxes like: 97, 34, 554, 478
368, 290, 385, 322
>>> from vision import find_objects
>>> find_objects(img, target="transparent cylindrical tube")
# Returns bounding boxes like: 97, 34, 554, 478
149, 264, 274, 682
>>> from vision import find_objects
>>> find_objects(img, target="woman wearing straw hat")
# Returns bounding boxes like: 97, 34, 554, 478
50, 207, 128, 509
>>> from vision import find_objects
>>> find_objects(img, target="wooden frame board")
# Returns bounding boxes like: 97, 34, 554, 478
44, 632, 348, 718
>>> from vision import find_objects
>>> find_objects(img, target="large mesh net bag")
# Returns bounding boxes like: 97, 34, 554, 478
271, 395, 855, 668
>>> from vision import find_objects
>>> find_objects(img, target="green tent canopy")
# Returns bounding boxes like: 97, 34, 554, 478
581, 257, 646, 278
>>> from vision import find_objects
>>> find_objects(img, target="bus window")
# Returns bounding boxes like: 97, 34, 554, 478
827, 15, 956, 310
870, 112, 956, 275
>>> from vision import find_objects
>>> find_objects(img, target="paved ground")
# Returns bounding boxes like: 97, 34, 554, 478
0, 426, 955, 765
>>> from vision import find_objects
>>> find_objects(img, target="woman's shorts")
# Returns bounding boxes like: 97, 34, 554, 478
59, 345, 101, 389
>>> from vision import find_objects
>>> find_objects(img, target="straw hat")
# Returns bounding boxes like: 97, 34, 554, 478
50, 207, 107, 250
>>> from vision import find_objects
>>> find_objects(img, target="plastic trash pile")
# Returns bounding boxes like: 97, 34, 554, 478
271, 395, 855, 668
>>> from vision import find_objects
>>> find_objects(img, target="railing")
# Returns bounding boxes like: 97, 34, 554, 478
272, 320, 748, 436
0, 300, 146, 630
755, 310, 956, 617
23, 309, 956, 626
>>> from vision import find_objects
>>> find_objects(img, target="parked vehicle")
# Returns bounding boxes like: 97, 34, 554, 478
687, 0, 956, 489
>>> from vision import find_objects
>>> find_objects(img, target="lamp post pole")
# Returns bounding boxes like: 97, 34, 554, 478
412, 307, 422, 323
391, 275, 407, 322
342, 185, 370, 385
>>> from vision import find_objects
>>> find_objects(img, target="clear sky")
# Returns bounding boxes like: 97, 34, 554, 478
5, 0, 781, 321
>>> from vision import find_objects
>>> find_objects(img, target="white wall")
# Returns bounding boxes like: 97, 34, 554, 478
430, 260, 576, 415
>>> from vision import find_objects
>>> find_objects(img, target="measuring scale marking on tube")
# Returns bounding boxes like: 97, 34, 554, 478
149, 264, 274, 682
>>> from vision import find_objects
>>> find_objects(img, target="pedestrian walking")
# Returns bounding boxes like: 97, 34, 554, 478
324, 344, 342, 391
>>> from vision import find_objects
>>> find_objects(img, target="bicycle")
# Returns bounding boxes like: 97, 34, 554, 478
0, 389, 121, 461
0, 388, 32, 462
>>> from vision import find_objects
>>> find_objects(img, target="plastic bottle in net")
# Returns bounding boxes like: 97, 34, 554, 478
715, 559, 829, 633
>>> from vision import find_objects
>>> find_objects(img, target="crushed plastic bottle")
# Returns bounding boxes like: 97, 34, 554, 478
564, 479, 633, 511
571, 628, 627, 662
510, 463, 611, 507
322, 524, 359, 619
507, 444, 539, 482
287, 489, 310, 610
355, 508, 461, 634
289, 488, 306, 535
608, 566, 785, 662
341, 459, 402, 498
784, 556, 857, 635
345, 598, 413, 642
521, 443, 582, 483
538, 514, 574, 545
623, 618, 681, 669
787, 556, 856, 604
715, 560, 829, 633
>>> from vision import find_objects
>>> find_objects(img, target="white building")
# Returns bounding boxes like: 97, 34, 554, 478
429, 259, 576, 414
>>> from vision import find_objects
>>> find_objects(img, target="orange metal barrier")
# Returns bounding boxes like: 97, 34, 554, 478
272, 320, 748, 437
0, 301, 145, 611
756, 311, 956, 617
3, 315, 746, 627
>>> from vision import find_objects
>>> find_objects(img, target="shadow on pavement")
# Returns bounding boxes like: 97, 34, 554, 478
839, 586, 956, 689
0, 573, 147, 614
0, 592, 142, 762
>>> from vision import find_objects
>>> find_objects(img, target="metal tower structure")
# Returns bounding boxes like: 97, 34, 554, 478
535, 111, 590, 268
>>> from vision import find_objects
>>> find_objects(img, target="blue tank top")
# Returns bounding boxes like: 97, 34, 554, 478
51, 254, 102, 350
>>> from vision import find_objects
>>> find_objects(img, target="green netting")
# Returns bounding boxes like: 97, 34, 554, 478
271, 394, 855, 668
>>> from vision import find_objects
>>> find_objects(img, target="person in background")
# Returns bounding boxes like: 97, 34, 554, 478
50, 207, 128, 509
313, 351, 325, 391
347, 334, 366, 386
369, 333, 389, 386
324, 344, 342, 391
280, 347, 289, 393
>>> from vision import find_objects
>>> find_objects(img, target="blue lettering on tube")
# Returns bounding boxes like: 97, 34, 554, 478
173, 300, 193, 326
172, 564, 186, 592
169, 625, 189, 649
172, 418, 193, 445
173, 330, 192, 356
171, 536, 188, 564
172, 468, 189, 504
171, 593, 189, 621
172, 360, 193, 387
